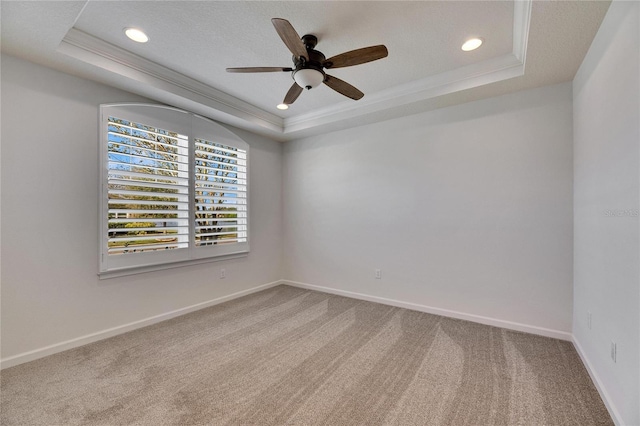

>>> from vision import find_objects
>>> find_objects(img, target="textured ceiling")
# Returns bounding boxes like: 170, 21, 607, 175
1, 1, 611, 140
72, 1, 513, 116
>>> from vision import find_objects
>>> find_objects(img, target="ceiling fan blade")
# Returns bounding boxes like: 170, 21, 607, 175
283, 82, 303, 105
324, 45, 388, 69
324, 75, 364, 100
271, 18, 308, 61
226, 67, 293, 73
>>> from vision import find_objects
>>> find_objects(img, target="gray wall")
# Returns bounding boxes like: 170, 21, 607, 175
1, 54, 283, 361
283, 82, 574, 336
572, 1, 640, 424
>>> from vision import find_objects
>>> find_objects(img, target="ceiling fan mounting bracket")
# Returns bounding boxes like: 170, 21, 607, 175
301, 34, 318, 50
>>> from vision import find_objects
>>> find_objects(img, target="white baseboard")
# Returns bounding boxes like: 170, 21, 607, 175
572, 336, 623, 426
3, 278, 621, 425
0, 280, 283, 370
2, 279, 572, 370
282, 280, 572, 341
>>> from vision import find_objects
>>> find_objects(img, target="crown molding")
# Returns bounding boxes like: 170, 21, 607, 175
283, 53, 524, 134
58, 28, 285, 135
513, 0, 532, 63
58, 0, 531, 141
284, 0, 532, 134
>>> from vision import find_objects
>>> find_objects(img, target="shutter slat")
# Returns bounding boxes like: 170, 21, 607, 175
108, 169, 188, 185
195, 156, 240, 168
108, 120, 182, 142
194, 163, 240, 176
108, 151, 189, 167
108, 199, 182, 208
108, 234, 184, 243
108, 209, 186, 215
196, 183, 244, 192
109, 178, 187, 192
194, 149, 240, 163
195, 195, 244, 203
194, 219, 241, 224
108, 133, 181, 151
109, 189, 188, 201
196, 231, 238, 238
108, 140, 183, 160
109, 162, 188, 178
109, 227, 186, 233
196, 238, 244, 246
195, 224, 239, 230
195, 189, 244, 196
195, 141, 243, 157
108, 241, 188, 254
109, 218, 189, 225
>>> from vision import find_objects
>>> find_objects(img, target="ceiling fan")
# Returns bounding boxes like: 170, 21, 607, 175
226, 18, 388, 107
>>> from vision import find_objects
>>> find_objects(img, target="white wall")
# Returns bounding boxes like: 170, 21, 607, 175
572, 1, 640, 424
283, 82, 574, 336
0, 55, 283, 363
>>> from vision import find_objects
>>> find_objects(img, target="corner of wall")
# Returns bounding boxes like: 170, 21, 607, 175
572, 335, 624, 425
572, 1, 640, 424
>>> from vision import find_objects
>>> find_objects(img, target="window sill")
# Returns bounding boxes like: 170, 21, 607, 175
98, 251, 248, 280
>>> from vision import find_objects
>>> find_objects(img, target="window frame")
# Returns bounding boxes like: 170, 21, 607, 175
99, 103, 249, 278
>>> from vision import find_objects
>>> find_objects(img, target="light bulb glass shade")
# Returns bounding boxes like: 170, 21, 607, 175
276, 103, 289, 110
293, 68, 324, 90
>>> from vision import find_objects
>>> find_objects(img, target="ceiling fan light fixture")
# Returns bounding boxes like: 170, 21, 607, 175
227, 18, 387, 104
461, 38, 483, 51
124, 28, 149, 43
293, 68, 324, 90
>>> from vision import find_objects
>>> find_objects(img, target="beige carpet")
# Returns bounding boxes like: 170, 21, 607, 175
1, 285, 612, 425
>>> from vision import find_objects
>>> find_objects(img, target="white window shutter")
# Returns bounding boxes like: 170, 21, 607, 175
100, 105, 249, 275
107, 116, 190, 255
194, 139, 248, 246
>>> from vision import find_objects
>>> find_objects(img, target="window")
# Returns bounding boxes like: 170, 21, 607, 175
100, 104, 248, 275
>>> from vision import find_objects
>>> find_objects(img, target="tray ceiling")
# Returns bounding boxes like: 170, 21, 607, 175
1, 1, 610, 141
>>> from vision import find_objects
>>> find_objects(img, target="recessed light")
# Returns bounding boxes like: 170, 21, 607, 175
276, 103, 289, 110
461, 38, 483, 51
125, 28, 149, 43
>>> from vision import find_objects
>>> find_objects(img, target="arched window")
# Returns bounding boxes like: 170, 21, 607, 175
99, 104, 248, 276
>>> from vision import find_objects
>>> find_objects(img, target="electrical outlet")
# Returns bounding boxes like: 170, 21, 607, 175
610, 341, 617, 363
220, 268, 226, 279
374, 269, 382, 279
587, 311, 592, 330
